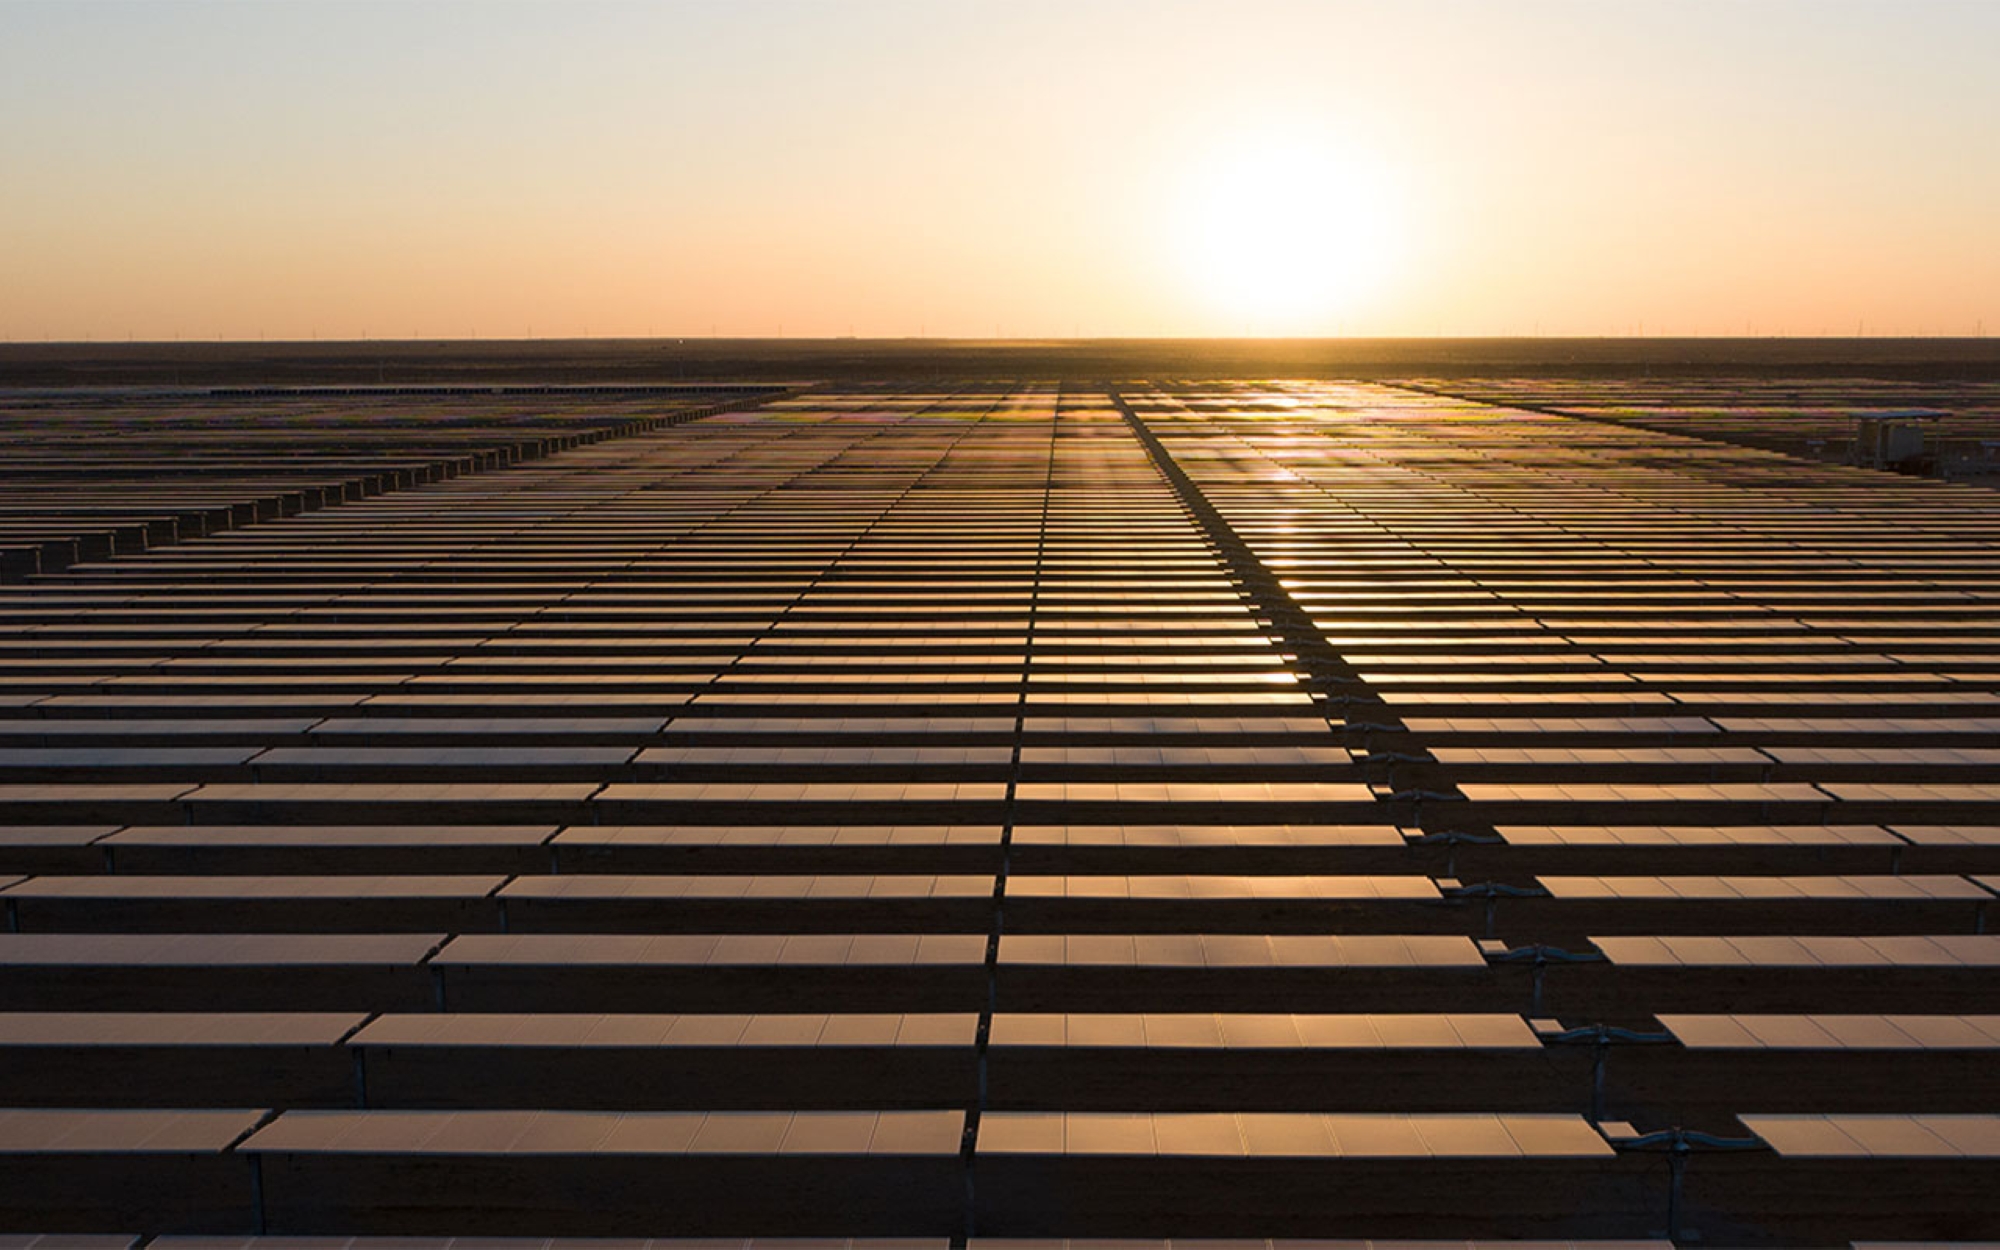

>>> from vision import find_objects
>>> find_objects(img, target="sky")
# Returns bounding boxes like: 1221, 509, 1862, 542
2, 0, 1996, 341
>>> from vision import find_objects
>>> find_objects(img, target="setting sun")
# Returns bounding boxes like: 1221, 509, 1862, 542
1174, 134, 1404, 333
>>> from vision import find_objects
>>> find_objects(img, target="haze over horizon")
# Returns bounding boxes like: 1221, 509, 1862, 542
4, 0, 1996, 344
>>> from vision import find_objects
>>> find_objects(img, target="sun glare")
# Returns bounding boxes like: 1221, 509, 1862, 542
1174, 134, 1403, 333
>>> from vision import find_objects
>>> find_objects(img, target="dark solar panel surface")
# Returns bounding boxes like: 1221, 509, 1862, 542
0, 382, 1995, 1244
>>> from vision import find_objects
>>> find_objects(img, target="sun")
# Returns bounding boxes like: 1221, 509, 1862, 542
1174, 133, 1403, 333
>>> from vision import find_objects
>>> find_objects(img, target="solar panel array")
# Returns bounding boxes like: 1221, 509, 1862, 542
0, 381, 1997, 1245
1406, 376, 2000, 478
0, 387, 775, 578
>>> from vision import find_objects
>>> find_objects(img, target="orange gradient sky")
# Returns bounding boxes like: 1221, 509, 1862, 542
3, 0, 1996, 341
